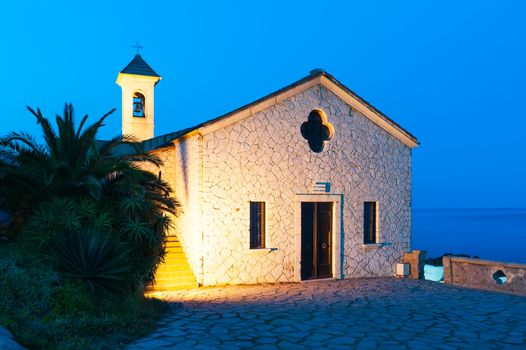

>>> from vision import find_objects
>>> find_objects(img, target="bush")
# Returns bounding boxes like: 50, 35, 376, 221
52, 232, 132, 293
0, 105, 176, 348
0, 104, 179, 292
0, 242, 167, 349
21, 195, 169, 292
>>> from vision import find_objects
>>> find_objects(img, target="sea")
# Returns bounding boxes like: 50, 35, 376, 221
412, 208, 526, 264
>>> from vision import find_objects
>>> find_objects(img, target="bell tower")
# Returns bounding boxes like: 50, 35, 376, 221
116, 54, 161, 141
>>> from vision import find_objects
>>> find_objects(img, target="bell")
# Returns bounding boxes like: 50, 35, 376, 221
134, 102, 141, 113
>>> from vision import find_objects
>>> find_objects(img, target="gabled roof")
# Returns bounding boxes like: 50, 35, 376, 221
120, 54, 160, 77
145, 70, 419, 150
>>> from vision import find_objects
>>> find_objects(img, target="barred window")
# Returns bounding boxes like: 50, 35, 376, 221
364, 202, 377, 244
250, 202, 266, 249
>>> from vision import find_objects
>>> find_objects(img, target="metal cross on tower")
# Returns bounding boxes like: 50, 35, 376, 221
132, 41, 143, 54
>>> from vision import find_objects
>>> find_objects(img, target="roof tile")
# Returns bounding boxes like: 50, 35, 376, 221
120, 54, 160, 77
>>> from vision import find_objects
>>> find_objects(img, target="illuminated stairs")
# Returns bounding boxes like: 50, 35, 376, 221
149, 236, 199, 292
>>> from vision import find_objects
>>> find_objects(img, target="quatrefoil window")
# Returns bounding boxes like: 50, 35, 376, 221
300, 109, 334, 153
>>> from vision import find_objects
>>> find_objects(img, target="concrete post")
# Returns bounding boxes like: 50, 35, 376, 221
403, 250, 427, 279
443, 256, 452, 284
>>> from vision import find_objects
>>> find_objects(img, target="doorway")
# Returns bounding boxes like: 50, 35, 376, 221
301, 202, 333, 280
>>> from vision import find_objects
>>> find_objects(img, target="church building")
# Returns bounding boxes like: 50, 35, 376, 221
116, 54, 419, 290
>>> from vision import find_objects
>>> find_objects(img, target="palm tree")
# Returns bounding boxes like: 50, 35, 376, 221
0, 103, 177, 224
0, 103, 179, 291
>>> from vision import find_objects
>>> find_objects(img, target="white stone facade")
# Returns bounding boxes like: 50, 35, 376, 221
154, 82, 413, 286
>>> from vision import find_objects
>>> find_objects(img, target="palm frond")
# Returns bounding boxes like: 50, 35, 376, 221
27, 106, 59, 156
75, 114, 90, 139
0, 131, 48, 155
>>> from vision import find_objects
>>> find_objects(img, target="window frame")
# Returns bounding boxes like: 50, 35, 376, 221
249, 201, 266, 249
363, 201, 378, 245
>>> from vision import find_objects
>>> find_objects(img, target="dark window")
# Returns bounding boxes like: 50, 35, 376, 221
133, 92, 145, 117
250, 202, 266, 249
300, 110, 333, 153
364, 202, 377, 244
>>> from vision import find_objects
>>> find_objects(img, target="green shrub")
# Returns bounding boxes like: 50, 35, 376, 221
22, 197, 105, 250
0, 242, 167, 349
21, 194, 169, 292
0, 104, 179, 293
52, 232, 132, 293
0, 104, 176, 348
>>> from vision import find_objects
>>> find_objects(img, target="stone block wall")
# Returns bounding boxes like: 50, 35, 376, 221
145, 144, 203, 282
171, 135, 204, 283
198, 84, 412, 285
443, 256, 526, 296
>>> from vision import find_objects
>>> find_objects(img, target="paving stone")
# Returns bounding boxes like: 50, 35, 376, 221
174, 340, 197, 347
126, 278, 526, 349
255, 337, 278, 344
128, 338, 173, 348
271, 325, 299, 334
304, 333, 333, 343
281, 331, 309, 340
276, 341, 305, 349
253, 345, 279, 350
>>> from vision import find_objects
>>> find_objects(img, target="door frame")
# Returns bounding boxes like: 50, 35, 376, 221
294, 194, 343, 282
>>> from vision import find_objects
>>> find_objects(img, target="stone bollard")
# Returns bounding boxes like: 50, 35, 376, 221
403, 250, 427, 279
442, 256, 452, 284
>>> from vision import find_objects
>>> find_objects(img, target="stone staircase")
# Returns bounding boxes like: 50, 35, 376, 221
148, 236, 199, 292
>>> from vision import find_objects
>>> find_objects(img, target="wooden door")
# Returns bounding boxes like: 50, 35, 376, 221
301, 202, 333, 280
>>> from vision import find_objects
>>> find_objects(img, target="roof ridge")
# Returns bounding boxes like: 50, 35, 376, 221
143, 70, 418, 149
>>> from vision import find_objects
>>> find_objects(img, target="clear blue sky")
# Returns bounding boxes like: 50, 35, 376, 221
1, 1, 525, 209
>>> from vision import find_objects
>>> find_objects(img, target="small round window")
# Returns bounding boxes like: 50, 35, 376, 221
300, 109, 334, 153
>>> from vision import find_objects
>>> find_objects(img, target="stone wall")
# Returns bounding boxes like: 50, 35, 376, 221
199, 84, 412, 285
443, 256, 526, 296
149, 136, 204, 284
171, 135, 204, 282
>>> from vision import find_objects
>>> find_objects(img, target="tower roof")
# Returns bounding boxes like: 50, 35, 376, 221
120, 54, 160, 77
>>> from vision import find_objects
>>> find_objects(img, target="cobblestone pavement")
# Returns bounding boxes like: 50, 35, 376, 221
128, 278, 526, 349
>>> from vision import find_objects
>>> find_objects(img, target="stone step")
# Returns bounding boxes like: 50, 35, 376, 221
163, 256, 186, 262
151, 236, 198, 292
163, 257, 192, 265
155, 270, 196, 279
156, 271, 194, 278
156, 264, 194, 272
164, 249, 185, 256
165, 241, 182, 248
153, 278, 197, 285
154, 274, 197, 282
154, 276, 197, 285
148, 281, 199, 292
155, 275, 197, 282
161, 262, 192, 271
166, 244, 183, 250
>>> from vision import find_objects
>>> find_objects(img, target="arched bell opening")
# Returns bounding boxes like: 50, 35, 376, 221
133, 92, 146, 118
